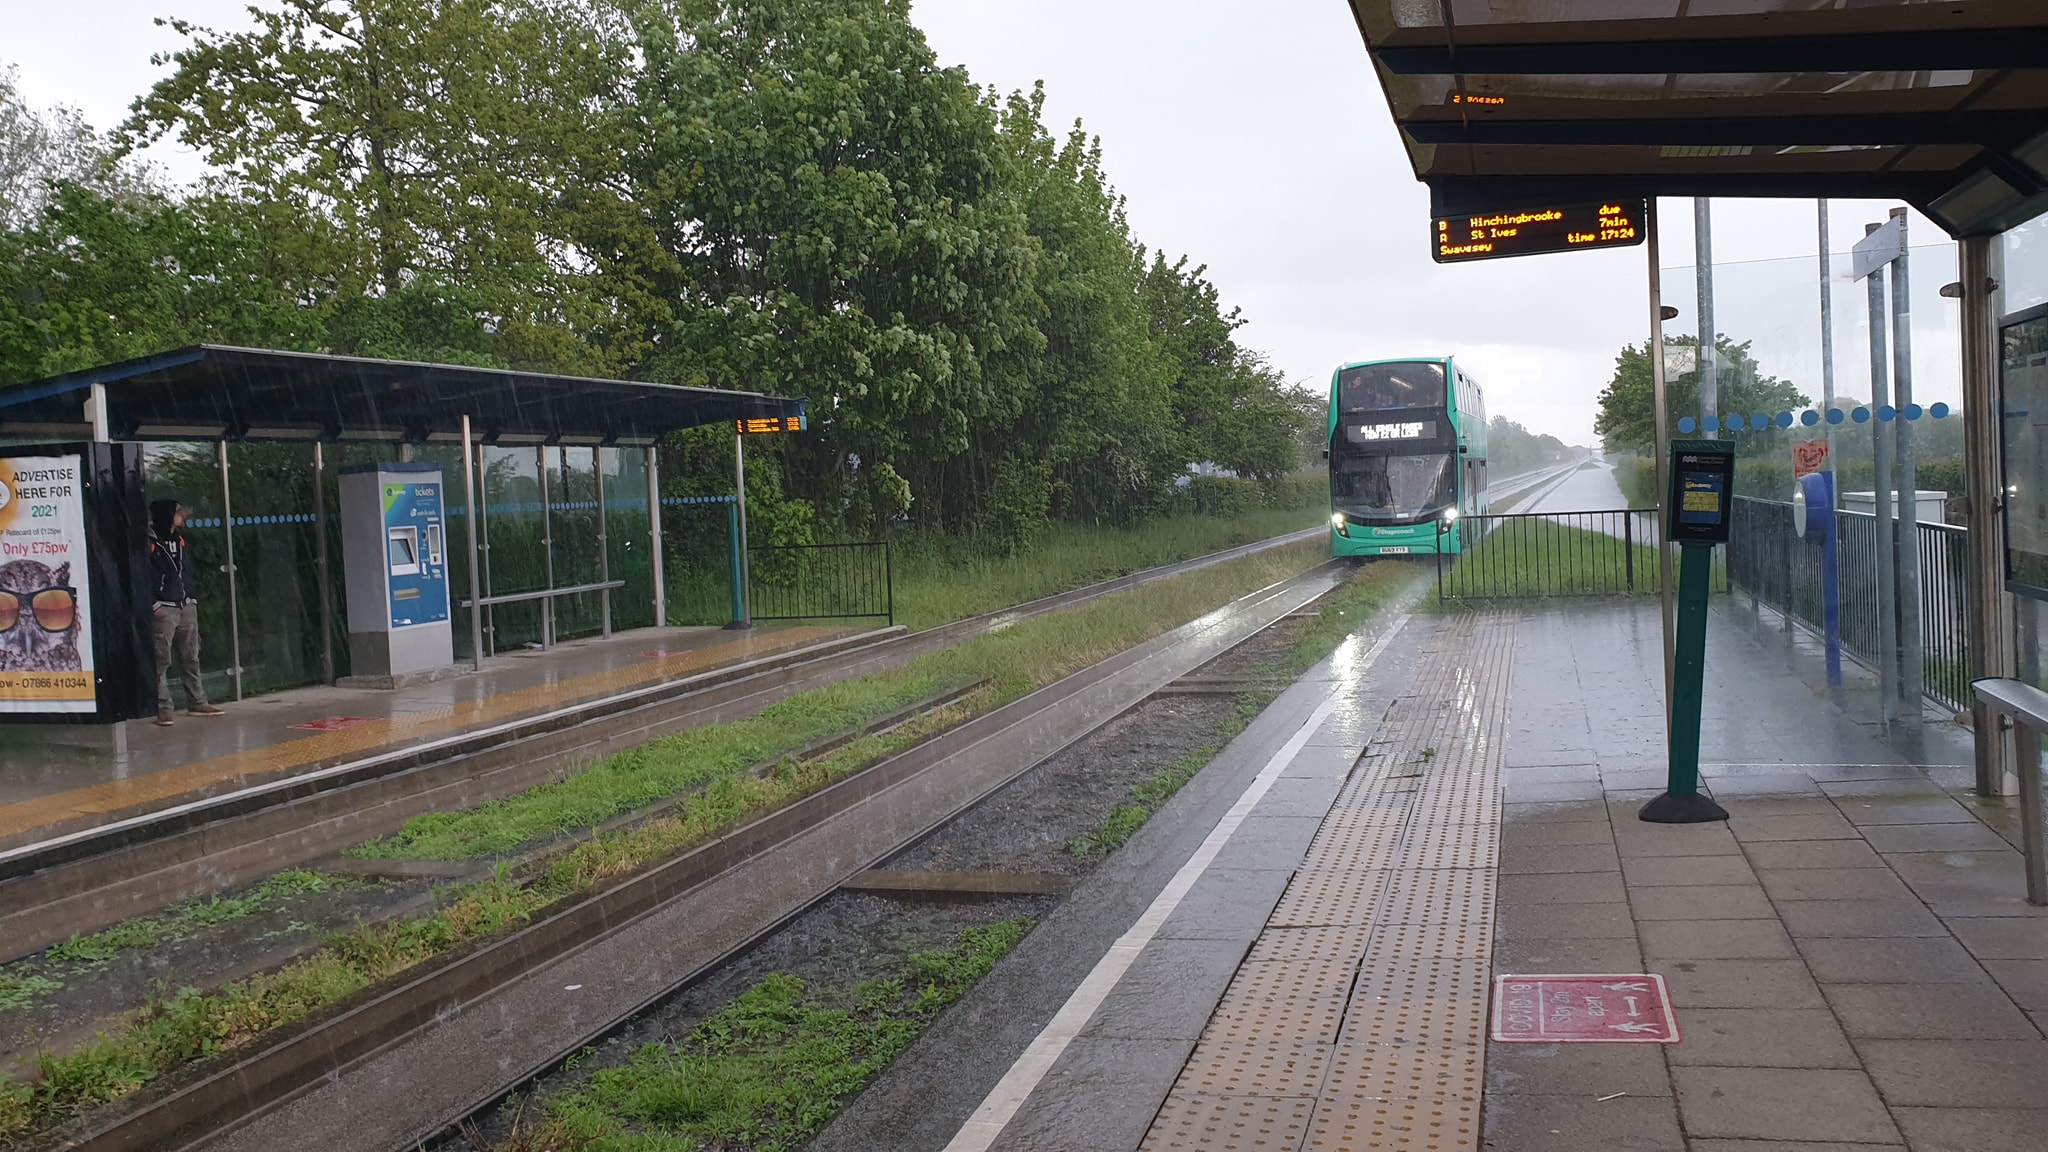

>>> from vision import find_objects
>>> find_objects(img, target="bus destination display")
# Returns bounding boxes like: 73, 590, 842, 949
1434, 201, 1646, 264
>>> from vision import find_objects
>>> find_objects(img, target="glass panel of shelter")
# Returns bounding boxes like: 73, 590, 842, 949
603, 447, 657, 632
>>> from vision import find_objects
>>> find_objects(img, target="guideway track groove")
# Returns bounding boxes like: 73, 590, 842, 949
0, 526, 1320, 962
44, 563, 1342, 1152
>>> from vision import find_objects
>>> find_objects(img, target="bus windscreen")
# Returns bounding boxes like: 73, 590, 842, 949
1339, 361, 1445, 413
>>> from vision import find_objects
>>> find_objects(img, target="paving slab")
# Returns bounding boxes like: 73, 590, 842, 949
1672, 1066, 1901, 1144
1860, 821, 2016, 853
1946, 917, 2048, 961
1499, 871, 1629, 905
1822, 983, 2040, 1040
1479, 1092, 1686, 1152
1856, 1039, 2048, 1107
1484, 1041, 1672, 1097
1620, 854, 1761, 887
1639, 919, 1799, 961
1776, 899, 1951, 939
1656, 958, 1827, 1009
1834, 798, 1980, 826
1758, 866, 1918, 902
1981, 959, 2048, 1013
1494, 936, 1644, 973
1664, 1007, 1860, 1069
1797, 936, 1993, 985
1629, 883, 1777, 920
1741, 839, 1886, 870
1891, 1107, 2048, 1152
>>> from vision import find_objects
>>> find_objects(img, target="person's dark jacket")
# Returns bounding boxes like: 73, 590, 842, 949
148, 499, 196, 606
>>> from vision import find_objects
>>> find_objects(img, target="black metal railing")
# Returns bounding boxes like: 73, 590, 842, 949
748, 541, 895, 624
1437, 509, 1663, 601
1727, 496, 1971, 713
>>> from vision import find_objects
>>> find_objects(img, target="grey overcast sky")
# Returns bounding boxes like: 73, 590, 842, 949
7, 0, 1963, 445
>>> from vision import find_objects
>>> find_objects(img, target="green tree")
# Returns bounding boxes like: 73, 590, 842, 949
124, 0, 632, 370
1595, 334, 1809, 458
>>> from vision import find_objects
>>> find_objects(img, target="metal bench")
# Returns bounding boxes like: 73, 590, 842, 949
1969, 677, 2048, 904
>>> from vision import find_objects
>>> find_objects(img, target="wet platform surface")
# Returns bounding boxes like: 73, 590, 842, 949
0, 623, 851, 850
932, 594, 2046, 1152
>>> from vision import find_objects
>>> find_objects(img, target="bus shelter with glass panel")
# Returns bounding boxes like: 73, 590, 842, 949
0, 346, 802, 716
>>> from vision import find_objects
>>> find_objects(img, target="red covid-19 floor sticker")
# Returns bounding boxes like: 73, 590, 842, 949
1491, 974, 1681, 1044
290, 716, 377, 732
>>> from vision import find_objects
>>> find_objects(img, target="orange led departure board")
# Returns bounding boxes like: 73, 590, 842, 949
1433, 200, 1646, 264
736, 416, 804, 435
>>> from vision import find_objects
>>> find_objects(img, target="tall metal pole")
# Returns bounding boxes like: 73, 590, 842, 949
1649, 201, 1676, 727
734, 432, 752, 629
312, 440, 336, 684
1866, 222, 1899, 730
595, 448, 612, 639
538, 445, 556, 648
1696, 197, 1718, 427
1889, 207, 1924, 727
646, 443, 666, 629
1819, 200, 1837, 493
216, 439, 243, 701
461, 415, 484, 671
1961, 237, 2014, 795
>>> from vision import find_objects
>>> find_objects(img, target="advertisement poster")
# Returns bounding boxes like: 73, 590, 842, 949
0, 456, 96, 712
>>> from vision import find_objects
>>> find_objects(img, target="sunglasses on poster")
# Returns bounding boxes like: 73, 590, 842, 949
0, 587, 77, 634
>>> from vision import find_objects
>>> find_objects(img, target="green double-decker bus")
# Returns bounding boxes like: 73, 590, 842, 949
1328, 357, 1490, 559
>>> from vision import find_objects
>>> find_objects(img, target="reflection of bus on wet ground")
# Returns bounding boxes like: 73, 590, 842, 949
1327, 357, 1489, 558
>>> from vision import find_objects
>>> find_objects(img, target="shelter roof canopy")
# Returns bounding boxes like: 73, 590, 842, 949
0, 345, 806, 445
1347, 0, 2048, 235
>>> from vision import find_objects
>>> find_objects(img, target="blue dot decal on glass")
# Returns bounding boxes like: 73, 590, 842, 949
1678, 417, 1698, 434
1905, 403, 1923, 420
1931, 402, 1951, 419
1703, 416, 1719, 432
1777, 412, 1795, 429
1801, 410, 1820, 426
1826, 408, 1845, 424
1877, 405, 1896, 422
1726, 414, 1745, 431
1753, 413, 1769, 432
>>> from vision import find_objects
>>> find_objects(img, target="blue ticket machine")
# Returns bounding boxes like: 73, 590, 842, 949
339, 463, 454, 684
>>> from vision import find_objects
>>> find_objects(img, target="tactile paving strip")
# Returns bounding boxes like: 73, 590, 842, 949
1146, 1089, 1316, 1151
1139, 613, 1515, 1152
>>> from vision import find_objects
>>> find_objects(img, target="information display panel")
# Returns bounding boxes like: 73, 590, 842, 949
2000, 304, 2048, 600
1434, 200, 1646, 264
1668, 439, 1736, 546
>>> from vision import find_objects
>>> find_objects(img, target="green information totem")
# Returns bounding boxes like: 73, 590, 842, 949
1641, 438, 1735, 825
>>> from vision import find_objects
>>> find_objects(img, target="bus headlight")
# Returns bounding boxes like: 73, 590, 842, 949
1445, 507, 1460, 523
1330, 512, 1349, 537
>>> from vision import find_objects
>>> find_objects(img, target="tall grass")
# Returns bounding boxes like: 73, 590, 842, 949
889, 482, 1323, 630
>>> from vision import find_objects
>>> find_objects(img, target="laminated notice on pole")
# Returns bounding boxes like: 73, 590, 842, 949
0, 455, 96, 713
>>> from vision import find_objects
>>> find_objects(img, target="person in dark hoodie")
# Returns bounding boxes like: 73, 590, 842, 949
148, 499, 223, 726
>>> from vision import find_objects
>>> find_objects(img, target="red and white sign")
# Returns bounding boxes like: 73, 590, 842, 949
290, 716, 377, 732
1491, 974, 1681, 1044
1793, 439, 1830, 479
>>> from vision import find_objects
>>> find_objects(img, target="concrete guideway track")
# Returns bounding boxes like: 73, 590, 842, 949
0, 526, 1321, 961
70, 563, 1342, 1152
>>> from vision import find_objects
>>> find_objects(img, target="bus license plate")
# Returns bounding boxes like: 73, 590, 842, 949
1378, 546, 1411, 554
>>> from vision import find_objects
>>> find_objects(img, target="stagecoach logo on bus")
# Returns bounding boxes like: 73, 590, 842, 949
0, 455, 97, 713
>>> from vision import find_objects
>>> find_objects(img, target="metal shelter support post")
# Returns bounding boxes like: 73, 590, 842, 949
1695, 198, 1717, 426
216, 439, 243, 701
729, 433, 752, 629
647, 444, 666, 629
1864, 224, 1901, 730
461, 416, 484, 671
312, 441, 336, 684
1890, 208, 1925, 727
596, 450, 612, 639
538, 445, 556, 648
1648, 201, 1676, 729
1961, 237, 2015, 796
1819, 201, 1837, 500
